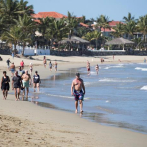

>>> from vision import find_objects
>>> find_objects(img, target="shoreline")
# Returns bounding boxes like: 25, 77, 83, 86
29, 64, 147, 135
0, 55, 147, 147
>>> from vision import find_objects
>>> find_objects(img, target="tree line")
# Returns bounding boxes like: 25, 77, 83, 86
0, 0, 147, 55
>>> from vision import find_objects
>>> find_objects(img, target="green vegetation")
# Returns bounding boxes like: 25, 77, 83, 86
0, 1, 147, 53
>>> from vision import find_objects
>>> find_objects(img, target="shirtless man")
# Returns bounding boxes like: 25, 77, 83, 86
10, 62, 15, 77
71, 73, 85, 113
22, 70, 31, 97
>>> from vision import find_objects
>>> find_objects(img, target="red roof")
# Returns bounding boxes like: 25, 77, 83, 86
34, 19, 41, 23
32, 12, 67, 19
79, 23, 89, 28
101, 27, 115, 32
109, 21, 124, 26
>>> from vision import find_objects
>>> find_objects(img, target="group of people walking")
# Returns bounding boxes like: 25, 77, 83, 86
1, 56, 100, 114
43, 56, 58, 71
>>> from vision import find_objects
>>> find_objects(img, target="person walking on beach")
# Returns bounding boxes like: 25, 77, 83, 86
1, 71, 10, 100
43, 56, 47, 68
22, 70, 31, 97
12, 52, 14, 59
12, 71, 22, 101
29, 63, 33, 76
49, 61, 52, 71
71, 73, 85, 113
54, 60, 57, 71
33, 71, 41, 92
6, 58, 11, 69
20, 60, 24, 70
95, 64, 99, 75
10, 62, 15, 77
18, 66, 24, 77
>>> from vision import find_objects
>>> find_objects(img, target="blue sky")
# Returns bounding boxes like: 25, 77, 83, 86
28, 0, 147, 21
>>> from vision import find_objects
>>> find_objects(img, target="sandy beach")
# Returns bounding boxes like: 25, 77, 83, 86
0, 55, 147, 147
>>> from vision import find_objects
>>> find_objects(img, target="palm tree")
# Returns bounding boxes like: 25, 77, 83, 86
19, 32, 32, 55
111, 23, 125, 38
14, 14, 36, 33
38, 17, 55, 37
123, 21, 136, 40
45, 19, 68, 47
1, 26, 21, 51
0, 0, 34, 27
76, 27, 90, 38
91, 31, 101, 49
83, 31, 101, 49
66, 11, 79, 38
137, 15, 147, 42
18, 0, 34, 16
123, 12, 135, 23
96, 15, 110, 35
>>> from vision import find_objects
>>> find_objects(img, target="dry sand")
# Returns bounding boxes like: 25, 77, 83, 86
0, 54, 147, 147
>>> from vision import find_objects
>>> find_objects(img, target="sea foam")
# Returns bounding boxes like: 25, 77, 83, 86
104, 65, 123, 69
140, 86, 147, 91
135, 67, 147, 71
99, 78, 135, 83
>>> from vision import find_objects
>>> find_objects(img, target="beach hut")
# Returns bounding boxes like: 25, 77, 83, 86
105, 37, 134, 50
59, 36, 89, 51
59, 36, 89, 44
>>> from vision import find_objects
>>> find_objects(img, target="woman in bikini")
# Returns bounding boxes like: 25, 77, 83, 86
95, 64, 99, 75
1, 71, 10, 100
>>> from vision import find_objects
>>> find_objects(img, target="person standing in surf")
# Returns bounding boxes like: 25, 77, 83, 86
33, 71, 41, 92
22, 70, 31, 98
71, 73, 85, 113
1, 71, 10, 100
95, 64, 99, 75
87, 62, 90, 75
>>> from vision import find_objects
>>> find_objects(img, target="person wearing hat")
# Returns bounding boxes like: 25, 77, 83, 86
33, 71, 41, 92
71, 73, 85, 113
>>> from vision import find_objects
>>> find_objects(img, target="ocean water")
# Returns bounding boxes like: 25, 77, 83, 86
29, 63, 147, 134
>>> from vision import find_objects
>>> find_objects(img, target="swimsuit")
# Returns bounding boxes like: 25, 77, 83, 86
1, 76, 9, 91
23, 80, 29, 88
74, 90, 84, 101
33, 75, 40, 83
11, 68, 15, 73
49, 63, 52, 68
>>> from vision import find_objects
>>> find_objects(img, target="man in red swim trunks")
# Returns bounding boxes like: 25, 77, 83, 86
71, 73, 85, 113
20, 60, 24, 70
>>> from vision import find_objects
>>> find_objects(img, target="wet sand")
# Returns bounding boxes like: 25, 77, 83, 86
0, 55, 147, 147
